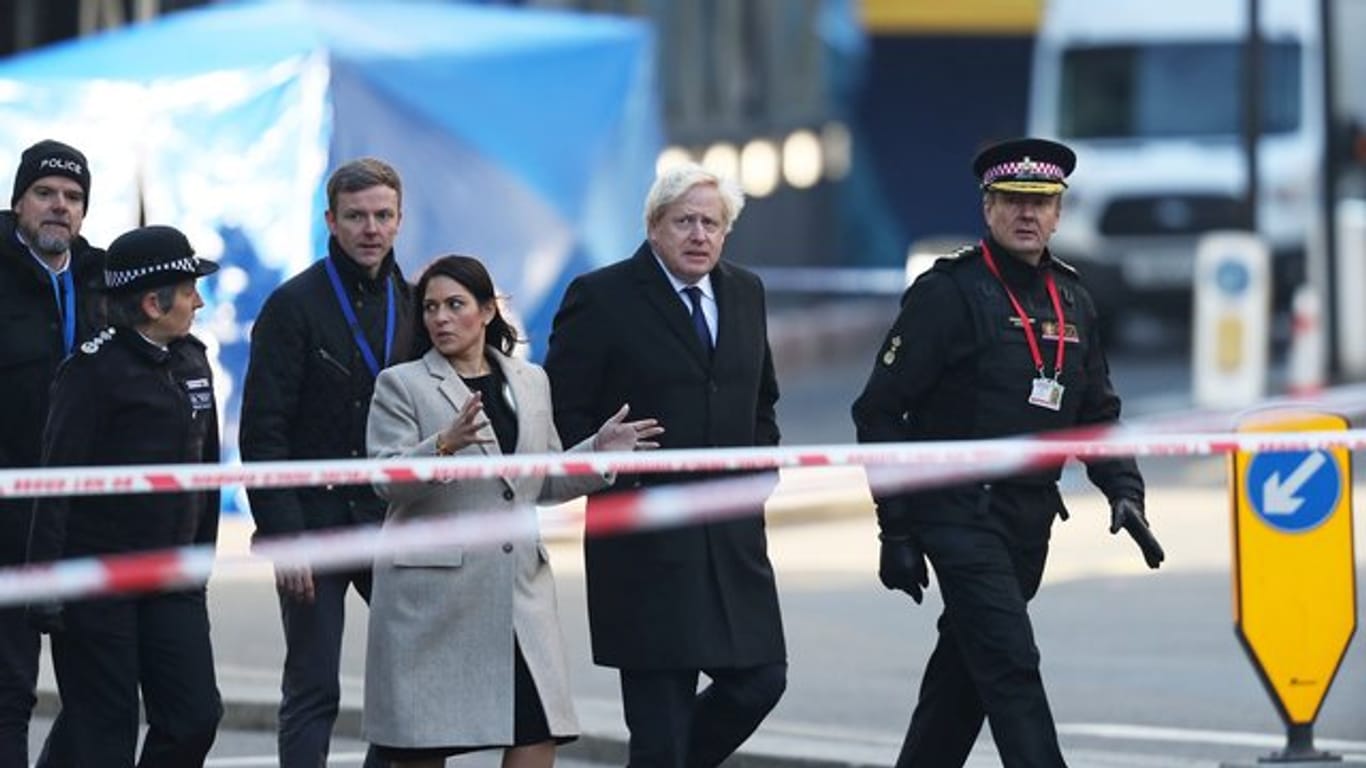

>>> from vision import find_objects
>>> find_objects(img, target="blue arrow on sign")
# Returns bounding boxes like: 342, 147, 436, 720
1246, 450, 1340, 532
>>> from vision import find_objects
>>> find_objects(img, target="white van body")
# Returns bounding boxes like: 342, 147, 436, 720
1028, 0, 1324, 320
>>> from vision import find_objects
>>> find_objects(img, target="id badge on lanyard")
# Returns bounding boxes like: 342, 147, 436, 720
980, 241, 1067, 412
1029, 377, 1065, 411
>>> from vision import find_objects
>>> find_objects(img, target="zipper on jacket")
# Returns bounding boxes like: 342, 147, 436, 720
316, 347, 351, 377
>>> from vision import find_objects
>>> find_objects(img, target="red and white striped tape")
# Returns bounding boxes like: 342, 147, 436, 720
10, 381, 1366, 501
5, 381, 1366, 607
0, 471, 782, 607
0, 422, 1363, 607
3, 428, 1366, 501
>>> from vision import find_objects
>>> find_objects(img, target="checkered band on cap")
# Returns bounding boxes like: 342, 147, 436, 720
105, 256, 201, 289
982, 157, 1066, 186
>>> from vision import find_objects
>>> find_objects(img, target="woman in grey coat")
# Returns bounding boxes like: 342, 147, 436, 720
365, 255, 662, 768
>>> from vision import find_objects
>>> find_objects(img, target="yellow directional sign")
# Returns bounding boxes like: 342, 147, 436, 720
1231, 411, 1357, 725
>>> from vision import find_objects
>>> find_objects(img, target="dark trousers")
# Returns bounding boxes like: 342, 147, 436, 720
0, 603, 38, 767
619, 661, 786, 768
897, 486, 1067, 768
0, 503, 38, 766
46, 589, 222, 768
277, 566, 380, 768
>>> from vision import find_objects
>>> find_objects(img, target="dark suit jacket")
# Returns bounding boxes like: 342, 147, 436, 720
544, 241, 785, 670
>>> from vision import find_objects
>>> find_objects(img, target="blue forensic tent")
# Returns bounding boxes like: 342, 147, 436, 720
0, 2, 661, 496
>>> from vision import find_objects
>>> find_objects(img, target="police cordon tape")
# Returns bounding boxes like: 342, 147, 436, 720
6, 382, 1366, 607
2, 429, 1366, 502
0, 471, 784, 608
0, 426, 1360, 608
11, 380, 1366, 502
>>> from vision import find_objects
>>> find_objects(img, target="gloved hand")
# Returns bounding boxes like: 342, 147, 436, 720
878, 533, 930, 604
27, 601, 64, 634
1110, 497, 1164, 569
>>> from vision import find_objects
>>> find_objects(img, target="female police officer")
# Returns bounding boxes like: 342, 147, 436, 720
28, 225, 222, 766
852, 138, 1163, 768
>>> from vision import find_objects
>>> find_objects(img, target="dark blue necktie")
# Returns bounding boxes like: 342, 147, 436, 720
683, 286, 713, 353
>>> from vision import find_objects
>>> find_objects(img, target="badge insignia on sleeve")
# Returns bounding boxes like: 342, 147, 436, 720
882, 335, 902, 366
79, 327, 116, 355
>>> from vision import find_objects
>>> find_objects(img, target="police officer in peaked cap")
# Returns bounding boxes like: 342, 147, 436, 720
851, 138, 1164, 767
27, 224, 224, 765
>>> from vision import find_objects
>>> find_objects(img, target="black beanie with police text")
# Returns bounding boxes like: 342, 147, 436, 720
10, 139, 91, 210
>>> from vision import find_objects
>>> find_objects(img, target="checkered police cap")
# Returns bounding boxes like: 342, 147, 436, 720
104, 225, 218, 294
973, 138, 1076, 195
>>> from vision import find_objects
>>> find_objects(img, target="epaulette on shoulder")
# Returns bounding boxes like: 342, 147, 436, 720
78, 327, 117, 355
1048, 254, 1079, 278
929, 244, 981, 274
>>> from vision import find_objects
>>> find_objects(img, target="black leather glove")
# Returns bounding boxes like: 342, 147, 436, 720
27, 601, 64, 634
1110, 497, 1164, 569
878, 533, 930, 604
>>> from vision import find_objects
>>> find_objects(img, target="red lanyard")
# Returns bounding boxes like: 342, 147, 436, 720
980, 240, 1066, 379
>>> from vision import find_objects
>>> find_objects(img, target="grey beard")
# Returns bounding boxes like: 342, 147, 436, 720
31, 230, 71, 257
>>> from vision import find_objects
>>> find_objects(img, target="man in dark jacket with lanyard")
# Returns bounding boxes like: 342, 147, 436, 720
239, 157, 411, 768
28, 224, 222, 766
0, 139, 105, 766
852, 138, 1165, 768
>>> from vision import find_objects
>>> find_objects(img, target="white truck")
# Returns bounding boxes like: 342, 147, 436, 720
1028, 0, 1366, 332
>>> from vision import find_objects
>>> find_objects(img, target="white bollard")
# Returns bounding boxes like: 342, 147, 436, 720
1334, 199, 1366, 379
1192, 231, 1271, 409
1286, 284, 1326, 396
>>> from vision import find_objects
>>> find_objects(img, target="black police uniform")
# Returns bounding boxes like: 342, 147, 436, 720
28, 327, 223, 766
851, 236, 1144, 767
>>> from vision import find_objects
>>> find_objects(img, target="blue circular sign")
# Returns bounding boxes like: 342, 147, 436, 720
1245, 450, 1340, 532
1216, 259, 1251, 296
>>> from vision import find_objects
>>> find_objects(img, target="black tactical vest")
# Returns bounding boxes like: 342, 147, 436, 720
926, 247, 1097, 483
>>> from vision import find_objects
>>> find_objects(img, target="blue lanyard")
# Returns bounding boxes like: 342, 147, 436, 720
324, 257, 395, 379
48, 269, 76, 356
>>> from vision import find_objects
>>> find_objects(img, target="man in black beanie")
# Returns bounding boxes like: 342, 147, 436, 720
10, 139, 92, 211
0, 138, 104, 766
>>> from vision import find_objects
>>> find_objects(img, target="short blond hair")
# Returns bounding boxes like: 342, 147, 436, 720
643, 162, 745, 234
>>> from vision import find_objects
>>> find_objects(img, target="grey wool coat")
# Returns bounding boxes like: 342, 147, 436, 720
363, 346, 607, 749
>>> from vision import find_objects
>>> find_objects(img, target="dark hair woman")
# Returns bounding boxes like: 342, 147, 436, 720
364, 254, 662, 768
